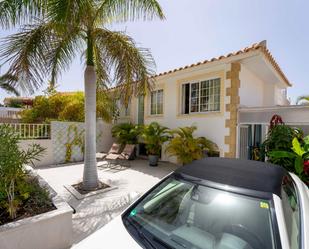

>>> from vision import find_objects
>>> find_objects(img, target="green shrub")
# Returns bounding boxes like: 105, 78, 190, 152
262, 124, 303, 172
165, 126, 217, 165
111, 123, 142, 145
21, 91, 115, 123
268, 137, 309, 185
0, 125, 45, 221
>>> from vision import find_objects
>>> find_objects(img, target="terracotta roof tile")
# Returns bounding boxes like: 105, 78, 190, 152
109, 41, 291, 90
148, 41, 291, 86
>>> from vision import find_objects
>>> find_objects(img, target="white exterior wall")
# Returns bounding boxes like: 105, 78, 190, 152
136, 63, 231, 163
239, 64, 264, 107
263, 83, 276, 106
239, 64, 289, 107
274, 85, 289, 105
113, 53, 291, 163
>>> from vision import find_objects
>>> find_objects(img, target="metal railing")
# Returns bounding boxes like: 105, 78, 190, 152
3, 123, 51, 139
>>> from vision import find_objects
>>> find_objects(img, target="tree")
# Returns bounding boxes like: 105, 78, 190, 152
0, 0, 164, 190
297, 95, 309, 105
0, 74, 19, 96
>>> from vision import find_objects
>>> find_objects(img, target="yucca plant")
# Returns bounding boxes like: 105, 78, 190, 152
141, 122, 170, 166
0, 0, 164, 190
165, 126, 217, 165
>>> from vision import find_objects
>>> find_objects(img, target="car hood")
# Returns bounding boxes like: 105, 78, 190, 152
73, 216, 141, 249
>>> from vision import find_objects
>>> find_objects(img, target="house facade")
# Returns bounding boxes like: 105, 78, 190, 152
116, 41, 309, 163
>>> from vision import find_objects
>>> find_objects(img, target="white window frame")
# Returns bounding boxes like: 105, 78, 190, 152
150, 89, 164, 115
182, 77, 221, 114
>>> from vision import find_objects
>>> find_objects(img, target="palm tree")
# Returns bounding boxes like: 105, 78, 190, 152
297, 95, 309, 105
0, 0, 164, 190
0, 74, 19, 96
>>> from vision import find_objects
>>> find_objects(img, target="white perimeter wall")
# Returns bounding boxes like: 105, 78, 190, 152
18, 139, 54, 167
18, 120, 114, 167
96, 120, 115, 153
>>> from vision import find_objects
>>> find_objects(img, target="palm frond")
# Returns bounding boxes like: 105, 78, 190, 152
96, 89, 116, 122
296, 95, 309, 105
0, 74, 20, 96
47, 0, 92, 26
0, 0, 46, 29
93, 28, 156, 103
46, 25, 83, 86
0, 21, 53, 94
93, 43, 109, 88
95, 0, 165, 23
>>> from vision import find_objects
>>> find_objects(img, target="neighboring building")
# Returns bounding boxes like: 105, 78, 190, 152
0, 107, 23, 123
3, 96, 34, 108
115, 40, 309, 163
0, 97, 33, 123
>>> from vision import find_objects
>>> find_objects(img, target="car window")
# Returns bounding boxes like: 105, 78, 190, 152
123, 176, 276, 249
281, 176, 301, 249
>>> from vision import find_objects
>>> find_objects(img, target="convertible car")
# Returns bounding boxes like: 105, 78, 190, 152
74, 158, 309, 249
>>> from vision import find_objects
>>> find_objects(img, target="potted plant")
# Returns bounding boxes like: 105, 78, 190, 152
141, 122, 170, 166
165, 126, 217, 165
111, 122, 142, 145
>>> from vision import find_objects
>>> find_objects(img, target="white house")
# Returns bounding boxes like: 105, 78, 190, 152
114, 40, 309, 162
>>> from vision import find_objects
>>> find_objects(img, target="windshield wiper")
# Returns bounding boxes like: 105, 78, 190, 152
125, 219, 156, 249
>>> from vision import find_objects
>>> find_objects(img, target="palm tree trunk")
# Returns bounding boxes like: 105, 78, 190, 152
83, 65, 99, 190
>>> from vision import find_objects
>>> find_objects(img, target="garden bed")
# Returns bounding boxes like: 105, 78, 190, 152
0, 169, 73, 249
0, 175, 56, 226
72, 181, 110, 195
65, 180, 117, 200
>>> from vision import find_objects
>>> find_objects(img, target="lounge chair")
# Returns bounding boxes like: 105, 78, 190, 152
105, 144, 136, 168
96, 143, 122, 161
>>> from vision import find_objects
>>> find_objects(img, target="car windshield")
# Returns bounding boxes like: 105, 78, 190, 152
123, 176, 276, 249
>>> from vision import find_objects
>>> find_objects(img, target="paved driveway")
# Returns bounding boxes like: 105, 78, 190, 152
35, 160, 179, 246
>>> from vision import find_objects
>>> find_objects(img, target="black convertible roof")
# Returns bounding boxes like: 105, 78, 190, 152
175, 157, 287, 197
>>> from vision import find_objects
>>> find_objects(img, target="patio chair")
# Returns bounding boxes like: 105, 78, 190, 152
105, 144, 136, 168
96, 143, 122, 161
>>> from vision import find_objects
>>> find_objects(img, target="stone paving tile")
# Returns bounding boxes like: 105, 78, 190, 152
35, 159, 179, 246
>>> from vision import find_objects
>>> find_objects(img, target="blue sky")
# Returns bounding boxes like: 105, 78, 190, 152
1, 0, 309, 104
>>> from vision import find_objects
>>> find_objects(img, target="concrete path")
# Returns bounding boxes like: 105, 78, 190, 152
35, 160, 179, 246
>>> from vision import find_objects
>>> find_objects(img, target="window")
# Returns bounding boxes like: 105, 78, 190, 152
123, 175, 276, 249
150, 89, 163, 115
182, 78, 221, 114
116, 99, 130, 117
281, 176, 301, 249
125, 99, 130, 116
